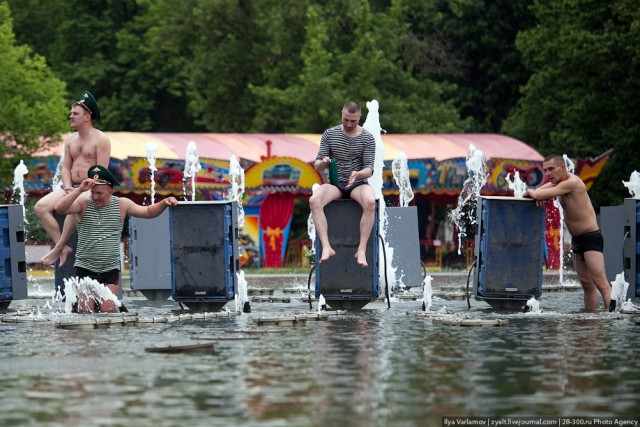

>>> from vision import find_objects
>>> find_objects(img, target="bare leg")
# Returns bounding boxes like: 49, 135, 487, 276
582, 251, 612, 311
350, 185, 376, 267
34, 190, 66, 244
41, 214, 76, 267
40, 191, 87, 266
574, 252, 611, 311
309, 184, 341, 263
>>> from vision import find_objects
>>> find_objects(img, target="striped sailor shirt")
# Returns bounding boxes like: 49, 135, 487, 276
75, 196, 122, 273
316, 125, 376, 187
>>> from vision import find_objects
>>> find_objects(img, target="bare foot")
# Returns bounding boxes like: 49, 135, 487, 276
355, 250, 368, 267
41, 247, 62, 266
320, 247, 336, 263
59, 246, 73, 267
40, 245, 73, 267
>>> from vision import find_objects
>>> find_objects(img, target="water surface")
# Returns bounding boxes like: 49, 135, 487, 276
1, 278, 639, 427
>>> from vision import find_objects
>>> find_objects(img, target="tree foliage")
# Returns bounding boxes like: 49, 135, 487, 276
0, 2, 67, 180
503, 0, 640, 208
3, 0, 640, 209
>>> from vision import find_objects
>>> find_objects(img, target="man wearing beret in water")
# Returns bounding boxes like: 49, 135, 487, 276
55, 165, 178, 313
37, 91, 112, 268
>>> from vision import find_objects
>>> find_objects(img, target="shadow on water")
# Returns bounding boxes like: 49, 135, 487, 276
1, 277, 639, 427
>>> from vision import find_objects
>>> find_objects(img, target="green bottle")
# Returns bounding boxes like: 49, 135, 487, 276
329, 159, 340, 186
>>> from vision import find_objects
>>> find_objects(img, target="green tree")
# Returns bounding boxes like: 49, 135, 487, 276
250, 0, 467, 133
422, 0, 535, 132
7, 0, 145, 130
102, 0, 196, 131
503, 0, 640, 209
0, 2, 67, 183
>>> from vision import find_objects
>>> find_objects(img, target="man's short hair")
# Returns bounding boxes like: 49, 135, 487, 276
543, 154, 564, 165
342, 101, 361, 114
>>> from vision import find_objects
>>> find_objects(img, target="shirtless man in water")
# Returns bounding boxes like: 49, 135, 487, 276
524, 154, 612, 312
309, 101, 376, 267
35, 91, 111, 267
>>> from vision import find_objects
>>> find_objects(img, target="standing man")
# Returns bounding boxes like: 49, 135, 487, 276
36, 91, 111, 267
55, 165, 178, 313
309, 101, 376, 267
524, 154, 612, 312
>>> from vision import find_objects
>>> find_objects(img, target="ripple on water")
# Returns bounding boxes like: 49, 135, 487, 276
1, 289, 640, 425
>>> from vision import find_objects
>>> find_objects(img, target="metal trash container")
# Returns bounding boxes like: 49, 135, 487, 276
170, 201, 239, 311
0, 205, 27, 308
623, 198, 640, 297
315, 199, 379, 310
472, 196, 545, 309
129, 210, 172, 300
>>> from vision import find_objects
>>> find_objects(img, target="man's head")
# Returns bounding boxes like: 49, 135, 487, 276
87, 165, 118, 207
542, 154, 568, 184
341, 101, 361, 133
71, 91, 100, 128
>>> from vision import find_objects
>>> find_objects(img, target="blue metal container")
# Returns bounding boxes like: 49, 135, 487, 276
623, 198, 640, 297
0, 205, 27, 308
315, 199, 379, 310
472, 196, 545, 309
169, 201, 239, 311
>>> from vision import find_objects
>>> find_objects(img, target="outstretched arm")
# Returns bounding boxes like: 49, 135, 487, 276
123, 197, 179, 219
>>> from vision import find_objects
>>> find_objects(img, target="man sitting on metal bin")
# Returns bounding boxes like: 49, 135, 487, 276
55, 165, 178, 313
309, 101, 376, 267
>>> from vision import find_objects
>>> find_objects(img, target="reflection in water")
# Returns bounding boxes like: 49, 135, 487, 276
1, 289, 639, 426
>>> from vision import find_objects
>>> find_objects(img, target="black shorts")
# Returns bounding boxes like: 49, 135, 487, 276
571, 230, 604, 254
333, 181, 368, 199
75, 267, 120, 286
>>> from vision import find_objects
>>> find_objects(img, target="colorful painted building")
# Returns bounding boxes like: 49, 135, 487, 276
24, 133, 611, 268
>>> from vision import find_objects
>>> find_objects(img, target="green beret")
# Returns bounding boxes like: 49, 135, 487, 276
76, 91, 101, 122
88, 165, 119, 187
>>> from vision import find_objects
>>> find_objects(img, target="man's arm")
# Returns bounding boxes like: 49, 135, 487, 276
123, 197, 178, 219
96, 132, 111, 167
525, 179, 577, 201
55, 180, 92, 215
61, 139, 74, 190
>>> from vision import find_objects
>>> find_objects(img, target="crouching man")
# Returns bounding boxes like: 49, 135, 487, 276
55, 165, 178, 313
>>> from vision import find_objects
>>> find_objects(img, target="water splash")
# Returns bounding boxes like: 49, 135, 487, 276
318, 294, 326, 312
392, 152, 414, 207
12, 160, 29, 217
61, 276, 122, 313
51, 150, 64, 191
362, 100, 398, 293
553, 198, 566, 283
362, 100, 385, 201
505, 171, 527, 198
227, 155, 245, 228
622, 171, 640, 199
145, 141, 159, 204
610, 272, 629, 310
553, 153, 575, 283
524, 296, 542, 314
307, 184, 320, 256
183, 141, 201, 202
449, 145, 487, 254
563, 154, 575, 174
422, 275, 433, 311
235, 270, 249, 313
